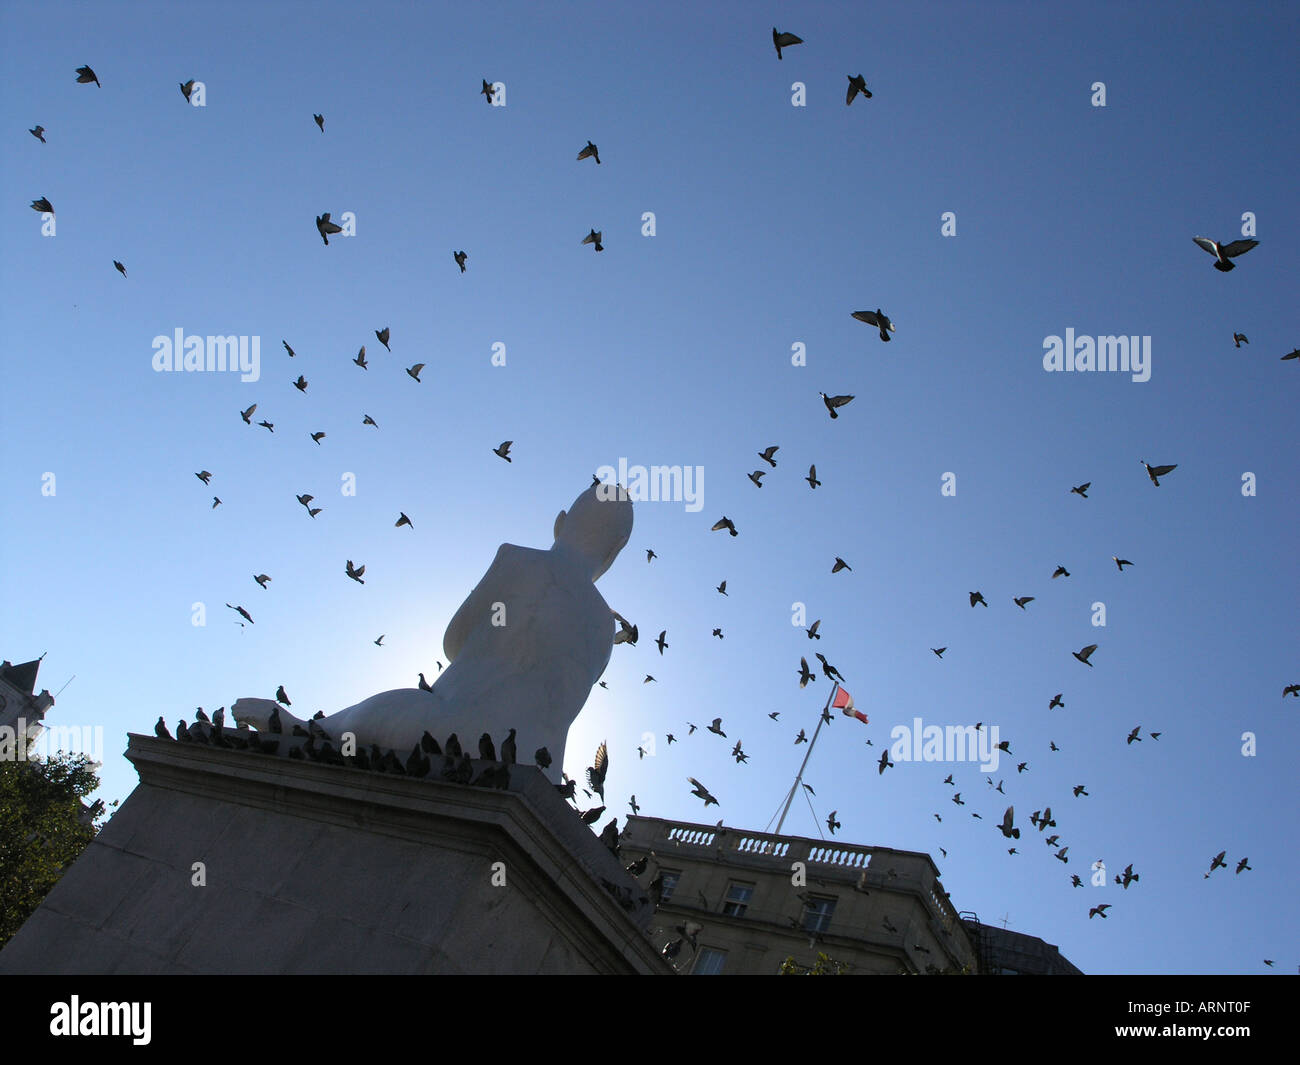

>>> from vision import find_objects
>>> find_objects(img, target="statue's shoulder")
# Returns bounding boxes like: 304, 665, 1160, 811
489, 543, 547, 566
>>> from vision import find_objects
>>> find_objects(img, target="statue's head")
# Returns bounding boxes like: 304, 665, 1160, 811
553, 482, 633, 580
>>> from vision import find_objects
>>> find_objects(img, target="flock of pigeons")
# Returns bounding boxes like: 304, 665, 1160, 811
27, 37, 1293, 975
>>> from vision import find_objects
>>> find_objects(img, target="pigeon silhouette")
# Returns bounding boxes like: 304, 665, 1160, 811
1193, 235, 1258, 272
316, 212, 343, 245
846, 74, 872, 104
852, 309, 895, 342
772, 27, 802, 59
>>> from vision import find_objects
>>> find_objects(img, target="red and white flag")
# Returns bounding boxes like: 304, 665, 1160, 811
833, 685, 867, 724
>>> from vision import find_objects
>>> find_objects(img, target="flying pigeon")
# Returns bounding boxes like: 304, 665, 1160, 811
454, 250, 467, 272
345, 560, 366, 584
293, 374, 308, 392
587, 741, 609, 800
999, 806, 1019, 839
1141, 460, 1177, 487
254, 574, 271, 588
481, 79, 494, 103
196, 471, 212, 484
932, 647, 946, 658
226, 603, 253, 624
712, 516, 738, 536
396, 512, 413, 529
1052, 565, 1070, 579
1071, 482, 1090, 498
354, 347, 368, 369
314, 113, 324, 132
798, 657, 815, 687
772, 27, 803, 59
1073, 644, 1098, 667
1113, 557, 1133, 571
819, 392, 854, 419
406, 363, 425, 382
577, 140, 600, 164
686, 777, 720, 808
707, 718, 727, 738
832, 557, 852, 573
1049, 693, 1064, 709
815, 653, 844, 683
180, 80, 196, 101
1233, 332, 1248, 348
806, 465, 820, 489
30, 197, 53, 214
494, 441, 513, 462
29, 125, 46, 142
582, 229, 604, 252
1193, 235, 1258, 272
316, 212, 343, 245
75, 65, 100, 87
376, 326, 390, 351
827, 810, 840, 835
846, 74, 872, 104
852, 309, 895, 342
114, 260, 127, 277
970, 591, 988, 608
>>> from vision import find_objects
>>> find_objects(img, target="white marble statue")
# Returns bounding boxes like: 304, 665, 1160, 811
233, 482, 632, 781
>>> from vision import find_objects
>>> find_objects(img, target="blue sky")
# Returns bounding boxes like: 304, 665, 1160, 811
2, 0, 1297, 975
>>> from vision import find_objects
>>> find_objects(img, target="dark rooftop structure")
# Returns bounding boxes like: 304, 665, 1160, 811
961, 916, 1084, 974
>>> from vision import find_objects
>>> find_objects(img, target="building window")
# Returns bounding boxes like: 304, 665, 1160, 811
659, 871, 680, 902
722, 881, 754, 917
693, 947, 727, 974
802, 895, 837, 933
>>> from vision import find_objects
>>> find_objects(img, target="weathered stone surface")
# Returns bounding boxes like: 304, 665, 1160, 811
0, 736, 670, 975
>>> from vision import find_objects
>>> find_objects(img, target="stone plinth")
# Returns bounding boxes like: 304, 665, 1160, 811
0, 735, 671, 974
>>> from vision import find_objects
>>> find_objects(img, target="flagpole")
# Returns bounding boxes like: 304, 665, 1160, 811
774, 683, 839, 837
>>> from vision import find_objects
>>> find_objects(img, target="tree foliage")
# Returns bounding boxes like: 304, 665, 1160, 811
0, 751, 103, 951
779, 951, 847, 975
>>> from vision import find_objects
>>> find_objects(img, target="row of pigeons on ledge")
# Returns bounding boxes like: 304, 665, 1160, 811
150, 709, 633, 866
151, 711, 538, 790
